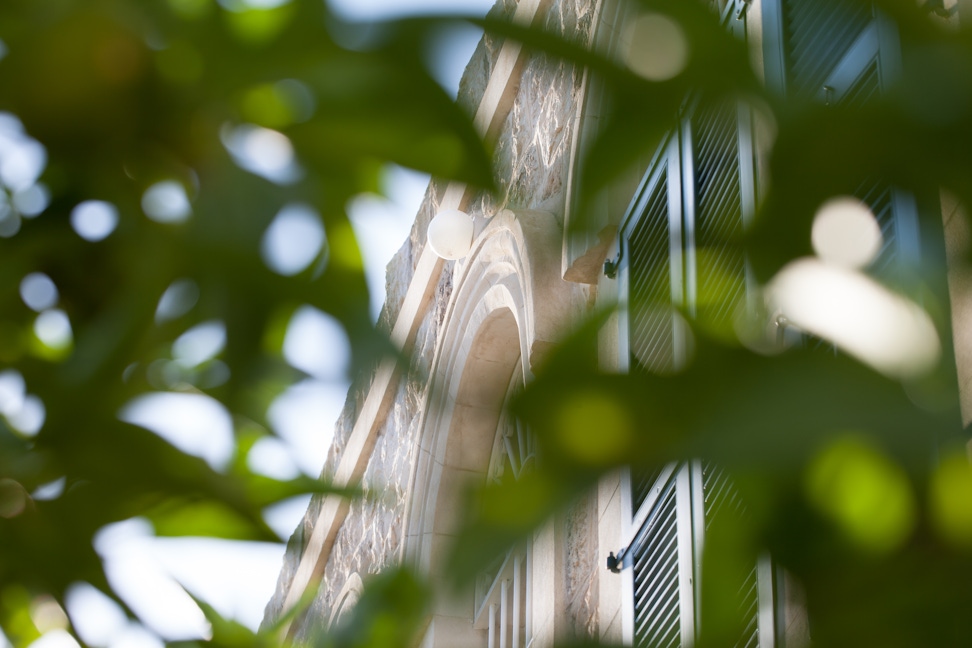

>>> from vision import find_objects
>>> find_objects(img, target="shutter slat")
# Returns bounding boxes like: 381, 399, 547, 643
703, 463, 760, 648
633, 477, 680, 648
693, 99, 746, 327
629, 170, 676, 375
783, 0, 872, 98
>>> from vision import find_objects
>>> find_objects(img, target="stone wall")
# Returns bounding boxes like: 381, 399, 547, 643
564, 492, 600, 640
263, 0, 601, 638
292, 287, 449, 642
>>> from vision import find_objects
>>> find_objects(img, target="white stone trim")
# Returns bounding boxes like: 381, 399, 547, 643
327, 573, 364, 630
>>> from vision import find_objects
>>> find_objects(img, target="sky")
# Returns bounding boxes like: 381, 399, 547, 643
2, 1, 495, 647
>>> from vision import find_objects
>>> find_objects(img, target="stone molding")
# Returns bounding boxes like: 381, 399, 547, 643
401, 208, 574, 647
327, 572, 364, 630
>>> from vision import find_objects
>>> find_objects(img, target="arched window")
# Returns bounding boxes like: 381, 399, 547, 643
474, 366, 535, 648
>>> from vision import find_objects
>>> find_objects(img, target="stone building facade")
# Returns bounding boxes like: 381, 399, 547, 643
263, 0, 972, 646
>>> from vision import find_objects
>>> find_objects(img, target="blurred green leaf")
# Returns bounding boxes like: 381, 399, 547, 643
316, 568, 430, 648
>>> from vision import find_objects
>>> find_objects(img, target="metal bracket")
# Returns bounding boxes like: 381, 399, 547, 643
603, 258, 619, 279
606, 548, 627, 573
735, 0, 752, 20
924, 0, 958, 18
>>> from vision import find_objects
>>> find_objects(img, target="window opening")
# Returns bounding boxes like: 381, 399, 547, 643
615, 5, 772, 647
475, 368, 533, 648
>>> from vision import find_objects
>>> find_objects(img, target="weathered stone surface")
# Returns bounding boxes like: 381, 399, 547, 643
565, 493, 599, 640
456, 1, 514, 119
473, 48, 585, 220
290, 264, 453, 640
263, 0, 599, 634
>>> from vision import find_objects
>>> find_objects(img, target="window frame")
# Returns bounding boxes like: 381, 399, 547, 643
761, 0, 920, 266
614, 3, 780, 645
615, 80, 773, 648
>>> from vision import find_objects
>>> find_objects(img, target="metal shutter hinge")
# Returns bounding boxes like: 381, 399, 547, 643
607, 547, 627, 573
735, 0, 752, 20
603, 257, 618, 279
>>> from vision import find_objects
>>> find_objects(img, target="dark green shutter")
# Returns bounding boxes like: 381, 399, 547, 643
629, 170, 675, 375
841, 61, 900, 272
703, 463, 761, 648
782, 0, 873, 98
632, 468, 664, 515
628, 169, 675, 512
633, 475, 682, 648
692, 99, 747, 328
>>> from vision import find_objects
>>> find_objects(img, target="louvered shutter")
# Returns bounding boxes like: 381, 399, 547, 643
620, 9, 762, 648
840, 60, 905, 273
782, 0, 873, 98
628, 164, 678, 376
632, 474, 682, 648
780, 0, 918, 268
632, 468, 664, 514
703, 464, 761, 648
689, 100, 760, 644
626, 149, 677, 509
691, 98, 748, 328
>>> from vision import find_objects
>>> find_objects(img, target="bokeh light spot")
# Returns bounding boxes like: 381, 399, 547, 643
555, 391, 633, 465
0, 112, 22, 134
32, 477, 65, 501
929, 449, 972, 548
623, 13, 690, 81
0, 370, 26, 417
27, 629, 81, 648
283, 306, 349, 380
811, 197, 883, 268
8, 394, 46, 437
0, 129, 46, 192
0, 478, 29, 519
30, 596, 69, 633
172, 320, 226, 368
14, 184, 50, 218
260, 204, 326, 276
142, 181, 192, 223
120, 393, 234, 470
767, 259, 940, 378
241, 79, 314, 128
805, 435, 915, 554
20, 273, 58, 312
34, 309, 73, 351
247, 437, 300, 480
222, 124, 300, 184
65, 583, 128, 647
71, 200, 119, 241
0, 205, 20, 237
155, 279, 200, 323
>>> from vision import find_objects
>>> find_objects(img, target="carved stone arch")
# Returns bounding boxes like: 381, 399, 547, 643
327, 572, 364, 631
400, 209, 573, 647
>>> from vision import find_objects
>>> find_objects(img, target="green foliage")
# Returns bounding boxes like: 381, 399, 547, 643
0, 0, 486, 643
3, 0, 972, 646
314, 569, 429, 648
447, 1, 972, 646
